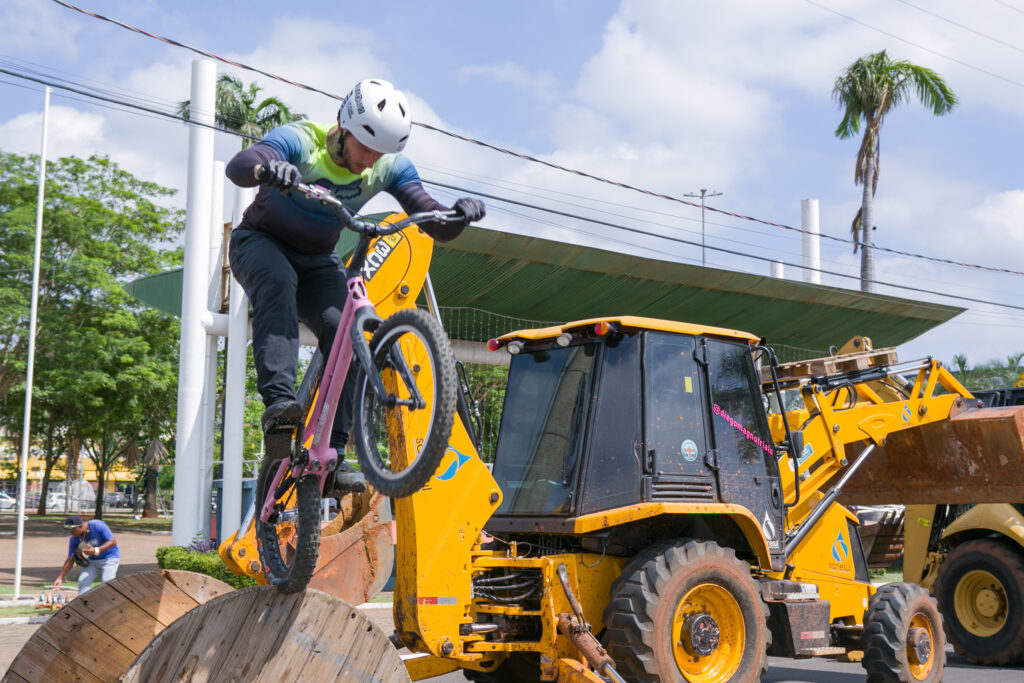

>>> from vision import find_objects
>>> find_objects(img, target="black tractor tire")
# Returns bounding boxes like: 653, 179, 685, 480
934, 538, 1024, 666
602, 539, 769, 682
862, 582, 945, 683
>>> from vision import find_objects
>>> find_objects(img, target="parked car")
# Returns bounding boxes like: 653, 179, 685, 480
0, 491, 16, 510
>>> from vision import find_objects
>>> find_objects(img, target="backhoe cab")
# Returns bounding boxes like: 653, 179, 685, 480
448, 316, 1024, 682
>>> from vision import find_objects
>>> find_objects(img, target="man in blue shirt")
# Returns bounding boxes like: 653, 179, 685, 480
53, 515, 120, 594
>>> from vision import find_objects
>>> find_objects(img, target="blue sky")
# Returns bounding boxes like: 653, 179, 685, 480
3, 0, 1023, 367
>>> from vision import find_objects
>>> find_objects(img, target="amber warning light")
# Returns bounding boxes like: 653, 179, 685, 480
594, 321, 614, 336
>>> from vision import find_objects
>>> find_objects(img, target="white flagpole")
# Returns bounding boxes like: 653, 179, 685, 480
14, 86, 51, 600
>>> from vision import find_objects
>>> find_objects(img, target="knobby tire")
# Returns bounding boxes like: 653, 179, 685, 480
352, 308, 457, 498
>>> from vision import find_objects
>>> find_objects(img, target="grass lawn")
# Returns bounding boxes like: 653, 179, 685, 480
0, 604, 53, 618
10, 513, 171, 532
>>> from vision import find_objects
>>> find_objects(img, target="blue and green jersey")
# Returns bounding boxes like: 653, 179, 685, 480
227, 121, 453, 253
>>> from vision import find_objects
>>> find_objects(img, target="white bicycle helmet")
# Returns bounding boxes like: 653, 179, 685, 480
337, 79, 412, 154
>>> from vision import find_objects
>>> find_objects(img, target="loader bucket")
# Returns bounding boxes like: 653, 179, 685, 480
218, 490, 395, 605
308, 490, 395, 603
838, 403, 1024, 505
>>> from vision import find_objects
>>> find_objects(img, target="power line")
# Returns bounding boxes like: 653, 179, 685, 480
424, 179, 1024, 313
46, 0, 1024, 279
0, 66, 257, 142
4, 62, 1023, 285
893, 0, 1024, 55
803, 0, 1024, 89
2, 59, 1019, 313
990, 0, 1024, 16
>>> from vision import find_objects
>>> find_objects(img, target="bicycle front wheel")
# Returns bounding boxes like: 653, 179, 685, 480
254, 438, 321, 592
352, 308, 457, 498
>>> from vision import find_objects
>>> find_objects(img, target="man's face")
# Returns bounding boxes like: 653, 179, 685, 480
340, 132, 384, 174
70, 522, 88, 538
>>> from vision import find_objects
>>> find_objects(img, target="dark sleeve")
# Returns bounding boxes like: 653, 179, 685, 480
225, 142, 287, 188
391, 182, 465, 243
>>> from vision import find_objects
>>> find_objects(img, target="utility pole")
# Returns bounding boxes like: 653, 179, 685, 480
684, 188, 723, 267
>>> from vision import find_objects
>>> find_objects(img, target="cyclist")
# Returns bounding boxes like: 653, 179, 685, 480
226, 78, 485, 494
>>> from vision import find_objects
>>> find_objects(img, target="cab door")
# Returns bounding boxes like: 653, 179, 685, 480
642, 332, 716, 501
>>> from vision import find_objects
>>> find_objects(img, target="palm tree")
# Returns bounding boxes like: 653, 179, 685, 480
832, 50, 958, 292
177, 74, 305, 149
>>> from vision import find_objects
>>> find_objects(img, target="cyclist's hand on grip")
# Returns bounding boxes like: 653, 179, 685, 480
452, 197, 485, 224
258, 160, 302, 195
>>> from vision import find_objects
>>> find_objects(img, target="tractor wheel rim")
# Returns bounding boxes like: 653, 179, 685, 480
671, 583, 745, 682
954, 569, 1008, 637
907, 613, 936, 680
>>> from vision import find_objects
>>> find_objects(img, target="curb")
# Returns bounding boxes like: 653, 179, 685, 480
0, 615, 50, 625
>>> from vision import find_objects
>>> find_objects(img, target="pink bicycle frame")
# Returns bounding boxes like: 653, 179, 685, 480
259, 275, 374, 523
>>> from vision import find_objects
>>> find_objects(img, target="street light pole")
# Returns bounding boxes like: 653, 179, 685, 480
684, 188, 723, 267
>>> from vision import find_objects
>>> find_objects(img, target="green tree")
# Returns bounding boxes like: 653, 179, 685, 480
463, 363, 508, 463
950, 352, 1024, 391
177, 74, 305, 149
0, 151, 183, 517
832, 50, 958, 292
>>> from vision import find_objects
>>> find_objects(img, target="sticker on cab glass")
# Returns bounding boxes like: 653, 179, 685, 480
681, 439, 699, 462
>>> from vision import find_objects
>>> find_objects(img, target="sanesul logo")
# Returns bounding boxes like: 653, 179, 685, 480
435, 446, 471, 482
832, 532, 849, 563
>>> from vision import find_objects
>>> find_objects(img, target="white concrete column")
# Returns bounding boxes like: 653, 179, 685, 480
221, 185, 255, 538
801, 199, 821, 285
172, 59, 216, 546
199, 161, 225, 539
770, 262, 784, 279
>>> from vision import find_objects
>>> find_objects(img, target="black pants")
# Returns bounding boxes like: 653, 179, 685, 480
229, 228, 354, 447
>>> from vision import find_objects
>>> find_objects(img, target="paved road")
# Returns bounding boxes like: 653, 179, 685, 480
3, 617, 1022, 681
424, 652, 1023, 681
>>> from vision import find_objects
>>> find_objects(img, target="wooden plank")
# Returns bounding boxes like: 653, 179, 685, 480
5, 634, 104, 683
124, 588, 410, 683
62, 585, 164, 655
255, 591, 347, 682
202, 587, 303, 680
34, 610, 135, 682
106, 571, 202, 626
124, 585, 273, 682
163, 569, 235, 606
260, 591, 408, 683
764, 347, 898, 384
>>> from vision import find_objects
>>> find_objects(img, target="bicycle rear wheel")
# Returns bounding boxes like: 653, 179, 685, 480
352, 308, 457, 498
254, 435, 321, 593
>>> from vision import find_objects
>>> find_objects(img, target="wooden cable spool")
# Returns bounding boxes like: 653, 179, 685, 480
122, 586, 410, 682
3, 570, 233, 682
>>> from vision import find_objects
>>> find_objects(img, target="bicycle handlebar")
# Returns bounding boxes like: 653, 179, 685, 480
296, 182, 461, 236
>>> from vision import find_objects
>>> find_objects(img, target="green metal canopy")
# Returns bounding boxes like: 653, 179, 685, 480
125, 225, 963, 355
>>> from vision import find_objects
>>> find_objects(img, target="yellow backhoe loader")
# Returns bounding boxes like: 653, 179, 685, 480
11, 245, 1024, 681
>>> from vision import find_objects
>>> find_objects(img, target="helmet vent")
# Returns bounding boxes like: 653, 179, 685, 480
398, 103, 406, 117
369, 79, 382, 85
399, 135, 408, 146
377, 98, 387, 112
362, 124, 376, 137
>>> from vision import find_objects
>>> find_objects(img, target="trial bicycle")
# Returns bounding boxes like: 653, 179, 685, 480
255, 182, 461, 592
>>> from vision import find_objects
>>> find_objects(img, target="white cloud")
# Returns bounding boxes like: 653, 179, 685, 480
0, 106, 105, 159
459, 62, 559, 101
0, 0, 82, 59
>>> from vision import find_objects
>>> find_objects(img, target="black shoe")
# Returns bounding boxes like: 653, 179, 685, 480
261, 399, 303, 433
333, 460, 367, 494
